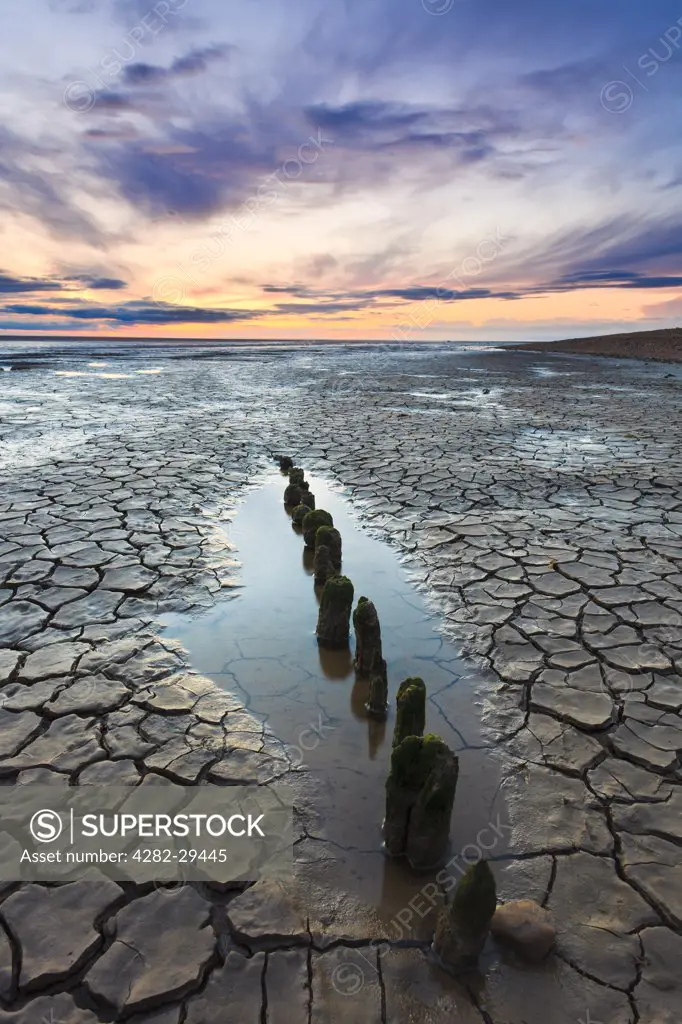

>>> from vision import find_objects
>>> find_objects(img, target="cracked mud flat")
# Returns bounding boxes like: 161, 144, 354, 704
0, 338, 680, 1022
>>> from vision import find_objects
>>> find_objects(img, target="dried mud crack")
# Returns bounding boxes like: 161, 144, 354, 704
0, 344, 680, 1022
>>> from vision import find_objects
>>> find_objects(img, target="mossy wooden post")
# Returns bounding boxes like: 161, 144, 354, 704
316, 575, 354, 648
302, 509, 333, 549
392, 678, 426, 747
289, 467, 305, 487
300, 490, 315, 510
353, 597, 382, 675
383, 733, 458, 869
406, 745, 458, 869
291, 504, 309, 527
278, 456, 294, 472
284, 483, 302, 507
367, 658, 388, 718
433, 861, 497, 971
314, 543, 335, 586
316, 525, 342, 570
353, 596, 388, 717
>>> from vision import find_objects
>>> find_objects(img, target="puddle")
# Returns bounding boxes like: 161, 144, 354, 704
161, 472, 505, 928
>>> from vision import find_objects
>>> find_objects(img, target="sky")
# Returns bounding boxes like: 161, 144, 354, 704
1, 0, 682, 341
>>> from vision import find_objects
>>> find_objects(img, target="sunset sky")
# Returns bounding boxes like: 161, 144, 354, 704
1, 0, 682, 341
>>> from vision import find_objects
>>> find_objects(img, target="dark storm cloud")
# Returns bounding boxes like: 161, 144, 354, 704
1, 300, 265, 325
0, 272, 126, 294
519, 216, 682, 287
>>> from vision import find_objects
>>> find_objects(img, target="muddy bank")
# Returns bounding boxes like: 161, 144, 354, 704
512, 326, 682, 363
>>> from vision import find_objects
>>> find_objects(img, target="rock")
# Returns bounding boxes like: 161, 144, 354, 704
353, 597, 383, 676
302, 509, 334, 549
83, 887, 215, 1013
315, 526, 342, 570
392, 678, 426, 748
313, 543, 335, 587
433, 860, 497, 972
316, 575, 354, 649
384, 733, 458, 869
490, 900, 555, 962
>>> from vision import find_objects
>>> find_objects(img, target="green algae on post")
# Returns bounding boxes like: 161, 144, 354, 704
288, 467, 306, 487
392, 677, 426, 748
291, 504, 309, 526
383, 732, 458, 869
315, 525, 342, 570
316, 574, 354, 648
313, 542, 335, 587
302, 509, 333, 548
367, 658, 389, 718
433, 860, 497, 972
353, 597, 383, 676
353, 596, 388, 716
283, 483, 303, 507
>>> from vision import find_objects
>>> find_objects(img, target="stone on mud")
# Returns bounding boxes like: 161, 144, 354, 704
384, 733, 458, 869
433, 861, 497, 972
392, 677, 426, 748
302, 509, 334, 549
316, 575, 354, 649
491, 899, 555, 962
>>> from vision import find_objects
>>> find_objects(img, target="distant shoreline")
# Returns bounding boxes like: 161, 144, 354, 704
511, 327, 682, 365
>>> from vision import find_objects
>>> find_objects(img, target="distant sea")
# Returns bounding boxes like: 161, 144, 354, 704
0, 337, 512, 369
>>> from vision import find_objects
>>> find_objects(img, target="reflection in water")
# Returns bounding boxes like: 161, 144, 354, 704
301, 546, 315, 576
161, 472, 505, 924
318, 645, 354, 681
